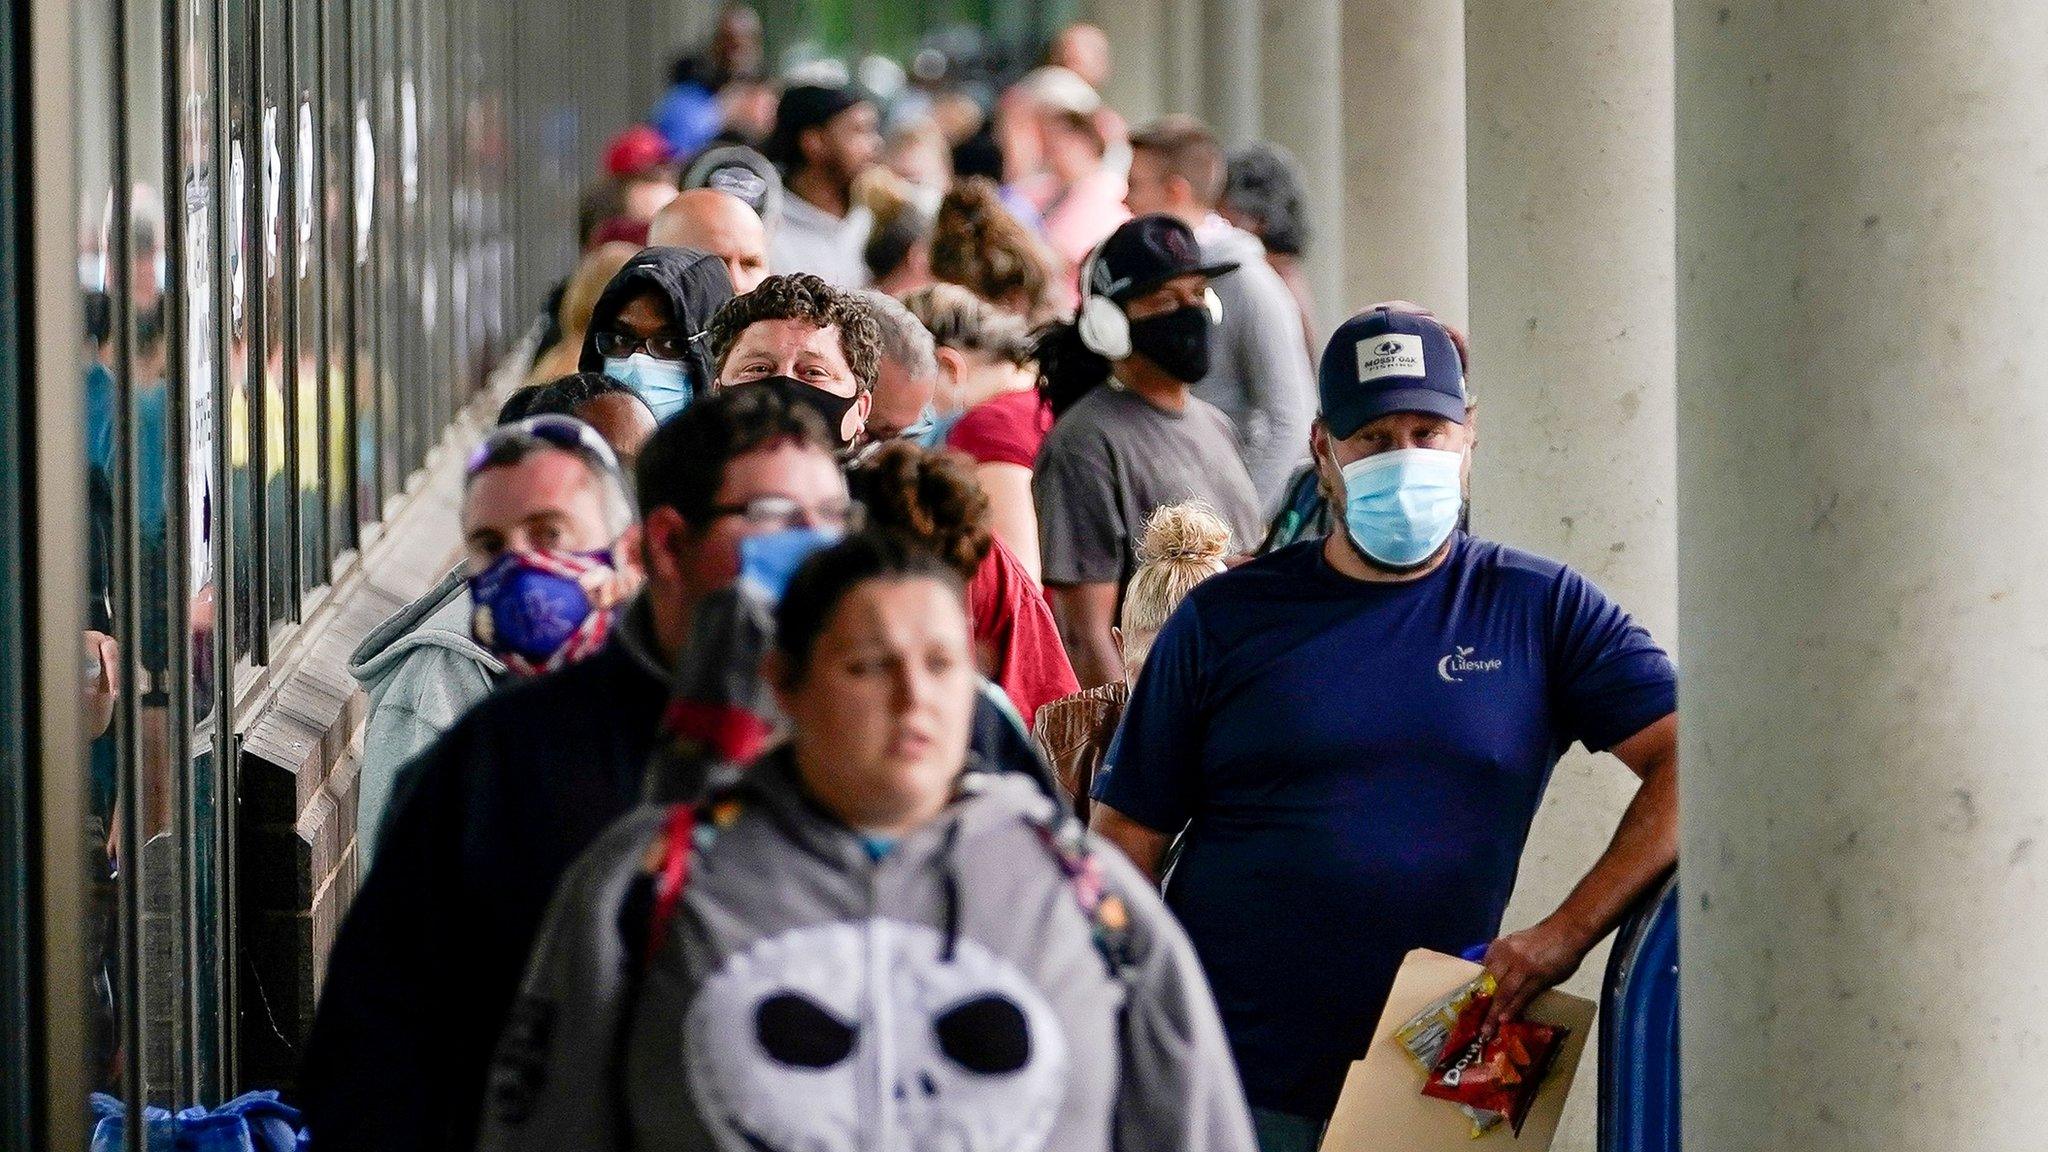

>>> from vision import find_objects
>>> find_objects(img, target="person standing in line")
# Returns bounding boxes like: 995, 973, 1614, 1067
704, 272, 882, 452
1034, 501, 1230, 822
650, 188, 772, 296
1089, 306, 1679, 1152
476, 533, 1257, 1152
848, 288, 940, 446
579, 246, 738, 425
1124, 116, 1318, 513
1221, 141, 1320, 365
350, 410, 644, 865
764, 84, 882, 287
1010, 65, 1130, 303
1031, 215, 1264, 689
902, 283, 1047, 581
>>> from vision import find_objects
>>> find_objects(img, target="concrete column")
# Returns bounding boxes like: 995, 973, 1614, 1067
1201, 0, 1260, 146
1466, 5, 1676, 1149
1338, 0, 1467, 327
1160, 0, 1205, 118
1260, 0, 1345, 338
1087, 0, 1164, 127
1678, 4, 2048, 1150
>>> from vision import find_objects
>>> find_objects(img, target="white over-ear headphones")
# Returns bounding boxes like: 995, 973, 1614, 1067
1075, 243, 1131, 360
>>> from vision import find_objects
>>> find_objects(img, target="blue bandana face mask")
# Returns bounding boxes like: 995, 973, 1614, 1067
737, 526, 844, 604
604, 353, 694, 423
1339, 447, 1466, 569
468, 546, 620, 675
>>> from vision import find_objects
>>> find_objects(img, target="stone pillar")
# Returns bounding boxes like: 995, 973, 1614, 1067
1678, 4, 2048, 1149
1260, 0, 1345, 337
1160, 0, 1205, 118
1087, 0, 1164, 127
1466, 5, 1676, 1148
1201, 0, 1259, 146
1338, 0, 1467, 326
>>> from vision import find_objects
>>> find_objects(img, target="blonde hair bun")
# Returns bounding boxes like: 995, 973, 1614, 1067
1137, 502, 1232, 567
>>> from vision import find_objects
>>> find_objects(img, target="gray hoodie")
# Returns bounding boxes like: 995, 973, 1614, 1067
347, 566, 504, 863
478, 748, 1257, 1152
1192, 217, 1318, 515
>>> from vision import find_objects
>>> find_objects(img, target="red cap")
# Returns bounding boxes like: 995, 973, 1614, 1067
604, 125, 678, 179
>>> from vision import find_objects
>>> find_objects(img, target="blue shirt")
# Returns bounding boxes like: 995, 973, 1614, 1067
1093, 533, 1676, 1117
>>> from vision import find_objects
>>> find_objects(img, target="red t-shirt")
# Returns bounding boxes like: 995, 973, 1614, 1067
966, 535, 1079, 726
946, 389, 1052, 470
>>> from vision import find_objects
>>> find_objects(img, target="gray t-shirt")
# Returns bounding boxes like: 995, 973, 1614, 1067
1034, 384, 1265, 589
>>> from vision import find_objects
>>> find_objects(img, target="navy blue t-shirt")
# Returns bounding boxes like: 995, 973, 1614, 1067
1093, 533, 1676, 1118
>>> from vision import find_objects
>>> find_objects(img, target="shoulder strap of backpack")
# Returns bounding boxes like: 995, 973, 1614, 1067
1026, 808, 1135, 980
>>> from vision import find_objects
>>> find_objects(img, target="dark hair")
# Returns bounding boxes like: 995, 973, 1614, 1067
497, 384, 547, 425
1032, 320, 1112, 419
846, 442, 992, 581
774, 532, 964, 681
1131, 115, 1227, 207
526, 371, 650, 421
1223, 141, 1309, 257
930, 177, 1055, 320
704, 272, 884, 391
634, 384, 834, 525
864, 199, 932, 285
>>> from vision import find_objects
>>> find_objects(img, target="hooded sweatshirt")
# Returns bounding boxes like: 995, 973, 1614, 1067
347, 565, 505, 864
477, 746, 1258, 1152
578, 245, 737, 400
1190, 217, 1318, 514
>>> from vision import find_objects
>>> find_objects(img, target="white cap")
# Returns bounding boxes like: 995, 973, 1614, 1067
1018, 65, 1101, 117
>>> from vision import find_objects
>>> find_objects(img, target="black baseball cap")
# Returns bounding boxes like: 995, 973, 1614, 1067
1084, 214, 1239, 304
1318, 307, 1469, 437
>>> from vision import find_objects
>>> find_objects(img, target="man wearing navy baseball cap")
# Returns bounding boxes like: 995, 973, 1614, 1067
1091, 305, 1680, 1150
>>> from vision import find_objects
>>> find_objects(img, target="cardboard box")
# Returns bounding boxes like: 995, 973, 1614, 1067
1320, 949, 1596, 1150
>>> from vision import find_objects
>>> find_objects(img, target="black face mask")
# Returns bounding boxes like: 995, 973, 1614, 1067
1127, 305, 1212, 383
744, 374, 862, 447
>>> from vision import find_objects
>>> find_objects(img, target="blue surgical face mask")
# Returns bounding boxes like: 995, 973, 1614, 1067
737, 526, 844, 604
1339, 446, 1466, 569
604, 353, 694, 423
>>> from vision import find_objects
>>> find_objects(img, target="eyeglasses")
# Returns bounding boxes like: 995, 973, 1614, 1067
466, 413, 623, 478
707, 495, 865, 532
592, 328, 698, 362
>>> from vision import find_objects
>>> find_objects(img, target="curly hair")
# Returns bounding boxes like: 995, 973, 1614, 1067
931, 177, 1057, 322
845, 441, 993, 582
704, 272, 884, 391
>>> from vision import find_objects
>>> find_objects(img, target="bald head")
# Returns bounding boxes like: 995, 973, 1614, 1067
1050, 24, 1111, 91
650, 188, 770, 294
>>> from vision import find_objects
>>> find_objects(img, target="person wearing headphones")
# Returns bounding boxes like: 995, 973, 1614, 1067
1032, 215, 1264, 689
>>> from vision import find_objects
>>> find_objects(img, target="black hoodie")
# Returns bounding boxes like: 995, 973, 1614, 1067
577, 246, 735, 391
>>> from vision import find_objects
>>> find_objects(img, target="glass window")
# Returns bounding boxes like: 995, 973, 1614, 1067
223, 0, 257, 667
322, 0, 356, 563
259, 0, 294, 639
290, 0, 328, 595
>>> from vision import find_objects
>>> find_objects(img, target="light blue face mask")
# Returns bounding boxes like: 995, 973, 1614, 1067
604, 353, 694, 423
737, 526, 844, 604
1339, 447, 1466, 568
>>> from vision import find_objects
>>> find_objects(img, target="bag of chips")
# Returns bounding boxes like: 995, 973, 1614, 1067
1392, 973, 1508, 1136
1421, 981, 1567, 1137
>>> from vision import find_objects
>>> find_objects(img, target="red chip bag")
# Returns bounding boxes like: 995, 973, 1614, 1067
1421, 985, 1567, 1136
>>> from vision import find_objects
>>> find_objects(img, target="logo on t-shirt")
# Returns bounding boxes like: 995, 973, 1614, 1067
1438, 645, 1503, 683
1356, 333, 1426, 383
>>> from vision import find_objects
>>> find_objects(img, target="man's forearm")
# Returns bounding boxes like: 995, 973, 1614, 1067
1547, 754, 1678, 947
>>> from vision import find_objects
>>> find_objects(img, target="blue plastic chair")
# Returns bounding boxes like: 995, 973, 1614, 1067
1598, 872, 1680, 1152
